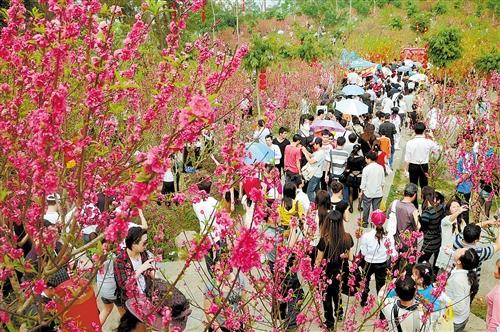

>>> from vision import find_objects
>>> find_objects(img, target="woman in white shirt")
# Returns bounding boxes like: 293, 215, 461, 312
253, 119, 270, 144
435, 199, 467, 271
299, 114, 313, 138
446, 248, 480, 332
359, 210, 396, 306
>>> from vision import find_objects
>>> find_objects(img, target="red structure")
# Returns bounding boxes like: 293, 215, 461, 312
400, 48, 428, 68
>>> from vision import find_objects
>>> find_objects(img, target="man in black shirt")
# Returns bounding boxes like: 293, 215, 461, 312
272, 127, 290, 178
378, 113, 397, 166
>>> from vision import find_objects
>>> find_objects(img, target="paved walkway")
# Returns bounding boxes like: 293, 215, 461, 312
101, 132, 490, 331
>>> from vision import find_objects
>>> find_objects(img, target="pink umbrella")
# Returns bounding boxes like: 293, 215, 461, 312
310, 120, 346, 133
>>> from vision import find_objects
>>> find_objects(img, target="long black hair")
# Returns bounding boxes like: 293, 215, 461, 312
282, 182, 297, 211
116, 310, 141, 332
315, 190, 331, 228
460, 248, 480, 302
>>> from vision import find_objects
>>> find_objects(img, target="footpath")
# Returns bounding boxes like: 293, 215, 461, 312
102, 132, 489, 331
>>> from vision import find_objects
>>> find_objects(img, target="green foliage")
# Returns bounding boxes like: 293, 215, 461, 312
486, 0, 500, 17
390, 0, 402, 8
352, 0, 371, 16
389, 16, 403, 30
406, 0, 418, 17
428, 28, 462, 68
432, 0, 447, 15
410, 12, 430, 33
474, 49, 500, 74
376, 0, 389, 8
475, 2, 484, 17
453, 0, 463, 10
243, 35, 274, 72
296, 32, 322, 63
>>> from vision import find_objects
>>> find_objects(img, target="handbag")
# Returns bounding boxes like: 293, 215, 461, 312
301, 162, 317, 181
386, 200, 398, 236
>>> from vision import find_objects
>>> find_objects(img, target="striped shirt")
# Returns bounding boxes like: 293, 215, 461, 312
421, 204, 445, 253
327, 148, 349, 177
453, 234, 495, 280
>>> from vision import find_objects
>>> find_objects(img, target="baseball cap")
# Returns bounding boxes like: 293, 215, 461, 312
371, 210, 386, 226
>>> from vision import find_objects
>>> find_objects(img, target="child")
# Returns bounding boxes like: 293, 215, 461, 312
446, 248, 480, 332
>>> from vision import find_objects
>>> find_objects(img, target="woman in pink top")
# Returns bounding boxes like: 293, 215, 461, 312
487, 259, 500, 332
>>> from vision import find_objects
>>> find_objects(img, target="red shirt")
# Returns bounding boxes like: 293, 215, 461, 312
376, 151, 386, 170
284, 145, 302, 173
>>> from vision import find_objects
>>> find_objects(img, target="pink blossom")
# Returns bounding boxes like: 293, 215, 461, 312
33, 279, 46, 295
230, 228, 261, 272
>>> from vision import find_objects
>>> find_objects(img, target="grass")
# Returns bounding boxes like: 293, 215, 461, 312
471, 296, 488, 320
385, 165, 456, 210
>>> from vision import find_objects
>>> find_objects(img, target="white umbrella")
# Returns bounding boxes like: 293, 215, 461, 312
409, 73, 428, 82
335, 99, 369, 116
403, 59, 414, 67
381, 67, 392, 77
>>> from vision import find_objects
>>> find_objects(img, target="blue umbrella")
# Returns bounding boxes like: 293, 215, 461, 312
341, 85, 365, 96
397, 66, 411, 73
244, 143, 275, 165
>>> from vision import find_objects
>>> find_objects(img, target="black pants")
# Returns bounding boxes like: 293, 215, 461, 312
323, 276, 342, 327
285, 170, 299, 183
361, 261, 388, 305
409, 163, 428, 188
409, 163, 428, 208
419, 249, 440, 275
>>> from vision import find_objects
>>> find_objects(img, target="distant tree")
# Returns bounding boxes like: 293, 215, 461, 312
297, 31, 322, 63
428, 28, 462, 68
410, 12, 431, 33
474, 49, 500, 74
243, 35, 274, 72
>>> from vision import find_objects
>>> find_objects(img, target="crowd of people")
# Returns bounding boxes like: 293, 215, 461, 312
21, 60, 498, 332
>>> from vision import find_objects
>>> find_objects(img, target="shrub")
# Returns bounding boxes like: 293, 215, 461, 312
389, 16, 403, 30
428, 28, 462, 68
410, 12, 431, 33
432, 0, 447, 15
391, 0, 402, 8
352, 0, 371, 16
474, 50, 500, 74
406, 0, 418, 17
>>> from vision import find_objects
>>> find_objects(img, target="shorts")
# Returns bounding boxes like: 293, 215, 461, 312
102, 297, 119, 305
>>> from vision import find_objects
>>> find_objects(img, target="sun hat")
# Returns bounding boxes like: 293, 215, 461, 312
370, 210, 386, 226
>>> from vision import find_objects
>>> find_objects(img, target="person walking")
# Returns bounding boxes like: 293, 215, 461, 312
359, 210, 396, 306
418, 186, 446, 274
344, 144, 365, 213
302, 137, 326, 201
272, 127, 290, 177
404, 122, 440, 195
360, 151, 385, 227
284, 134, 303, 181
378, 114, 397, 167
315, 210, 354, 329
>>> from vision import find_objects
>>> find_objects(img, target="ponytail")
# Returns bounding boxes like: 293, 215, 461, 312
467, 270, 479, 302
460, 248, 480, 302
375, 225, 386, 244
